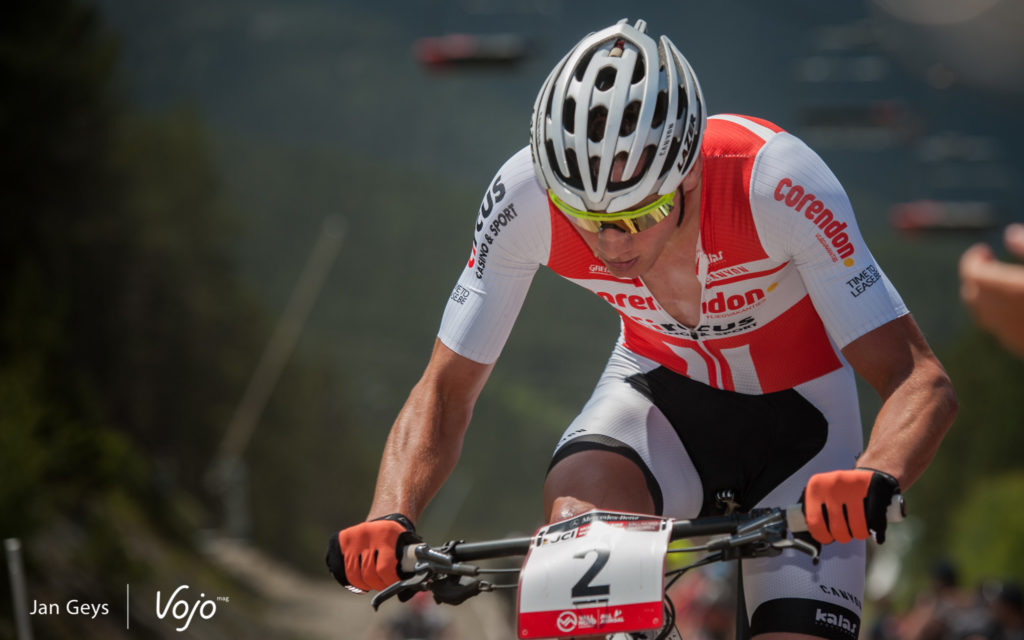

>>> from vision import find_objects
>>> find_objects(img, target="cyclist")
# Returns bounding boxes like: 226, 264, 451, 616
328, 18, 957, 639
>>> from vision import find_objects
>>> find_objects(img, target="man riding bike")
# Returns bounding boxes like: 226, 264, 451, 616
327, 18, 957, 639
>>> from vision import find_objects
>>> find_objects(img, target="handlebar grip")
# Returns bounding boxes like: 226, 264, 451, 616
400, 543, 419, 573
786, 494, 905, 533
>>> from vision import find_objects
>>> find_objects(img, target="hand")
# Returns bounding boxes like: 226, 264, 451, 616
325, 514, 419, 592
960, 223, 1024, 360
802, 468, 900, 544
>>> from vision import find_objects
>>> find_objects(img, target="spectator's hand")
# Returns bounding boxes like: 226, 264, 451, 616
960, 223, 1024, 360
802, 468, 900, 544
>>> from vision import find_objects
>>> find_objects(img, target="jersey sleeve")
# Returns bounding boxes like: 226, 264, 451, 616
748, 132, 908, 349
437, 147, 551, 364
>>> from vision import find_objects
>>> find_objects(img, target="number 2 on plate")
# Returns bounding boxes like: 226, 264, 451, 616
571, 547, 611, 600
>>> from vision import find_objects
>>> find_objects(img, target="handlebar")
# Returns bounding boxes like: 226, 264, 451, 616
375, 497, 905, 610
397, 494, 905, 572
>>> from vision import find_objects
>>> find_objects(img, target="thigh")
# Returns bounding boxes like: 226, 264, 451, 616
544, 448, 655, 520
546, 342, 705, 519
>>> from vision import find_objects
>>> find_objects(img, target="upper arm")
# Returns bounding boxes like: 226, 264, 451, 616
438, 147, 550, 363
749, 132, 908, 348
418, 338, 496, 414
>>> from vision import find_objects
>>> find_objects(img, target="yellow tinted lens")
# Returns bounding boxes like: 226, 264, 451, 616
573, 218, 602, 233
549, 190, 676, 235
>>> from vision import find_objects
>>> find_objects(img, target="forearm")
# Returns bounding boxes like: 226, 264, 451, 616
364, 339, 493, 524
364, 397, 468, 522
856, 358, 957, 491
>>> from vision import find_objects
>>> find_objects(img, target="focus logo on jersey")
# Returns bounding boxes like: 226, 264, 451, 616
476, 175, 507, 232
774, 178, 857, 268
470, 175, 521, 280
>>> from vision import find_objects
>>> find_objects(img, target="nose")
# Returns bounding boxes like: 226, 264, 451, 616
596, 225, 632, 255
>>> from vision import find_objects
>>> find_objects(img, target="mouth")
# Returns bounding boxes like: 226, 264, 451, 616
602, 256, 639, 273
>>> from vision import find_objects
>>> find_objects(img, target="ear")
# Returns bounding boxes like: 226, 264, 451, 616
681, 154, 703, 193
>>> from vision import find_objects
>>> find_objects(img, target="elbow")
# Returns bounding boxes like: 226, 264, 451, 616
934, 367, 958, 429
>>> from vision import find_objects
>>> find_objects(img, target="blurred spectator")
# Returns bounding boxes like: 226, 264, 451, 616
895, 560, 981, 640
959, 223, 1024, 360
669, 566, 735, 640
371, 591, 455, 640
977, 581, 1024, 640
869, 595, 900, 640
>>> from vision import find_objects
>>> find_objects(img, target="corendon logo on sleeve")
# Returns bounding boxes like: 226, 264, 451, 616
774, 178, 857, 268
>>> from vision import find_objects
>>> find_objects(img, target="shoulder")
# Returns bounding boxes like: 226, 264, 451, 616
487, 146, 546, 204
475, 147, 548, 228
469, 146, 551, 268
703, 114, 787, 157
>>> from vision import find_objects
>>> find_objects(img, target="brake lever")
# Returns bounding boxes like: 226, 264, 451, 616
776, 536, 821, 564
705, 510, 792, 560
371, 572, 429, 610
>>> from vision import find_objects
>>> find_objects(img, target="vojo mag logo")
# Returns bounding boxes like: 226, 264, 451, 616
155, 585, 227, 632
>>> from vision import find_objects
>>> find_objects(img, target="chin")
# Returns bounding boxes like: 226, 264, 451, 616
604, 261, 643, 279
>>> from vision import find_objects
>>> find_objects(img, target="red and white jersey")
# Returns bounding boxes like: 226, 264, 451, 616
438, 115, 907, 394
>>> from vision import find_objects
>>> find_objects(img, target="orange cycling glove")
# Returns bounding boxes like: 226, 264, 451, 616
325, 514, 420, 592
802, 468, 901, 545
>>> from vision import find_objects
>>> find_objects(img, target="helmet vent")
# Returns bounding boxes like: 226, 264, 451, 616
595, 66, 617, 91
610, 146, 656, 191
563, 98, 576, 133
631, 56, 645, 83
677, 84, 686, 118
660, 136, 682, 178
588, 106, 608, 142
547, 140, 583, 188
652, 91, 668, 128
620, 101, 641, 136
575, 50, 595, 81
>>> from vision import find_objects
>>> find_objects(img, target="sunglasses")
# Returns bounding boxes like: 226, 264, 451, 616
549, 189, 677, 234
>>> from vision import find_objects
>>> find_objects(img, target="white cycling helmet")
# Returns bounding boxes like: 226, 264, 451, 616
530, 18, 706, 213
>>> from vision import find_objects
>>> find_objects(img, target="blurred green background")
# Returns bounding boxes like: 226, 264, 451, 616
1, 0, 1022, 638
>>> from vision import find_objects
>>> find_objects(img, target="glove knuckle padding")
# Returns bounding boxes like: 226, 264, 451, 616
804, 468, 900, 545
804, 474, 834, 544
327, 516, 417, 592
807, 470, 864, 543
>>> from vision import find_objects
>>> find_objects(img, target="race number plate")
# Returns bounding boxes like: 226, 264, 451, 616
517, 510, 671, 639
